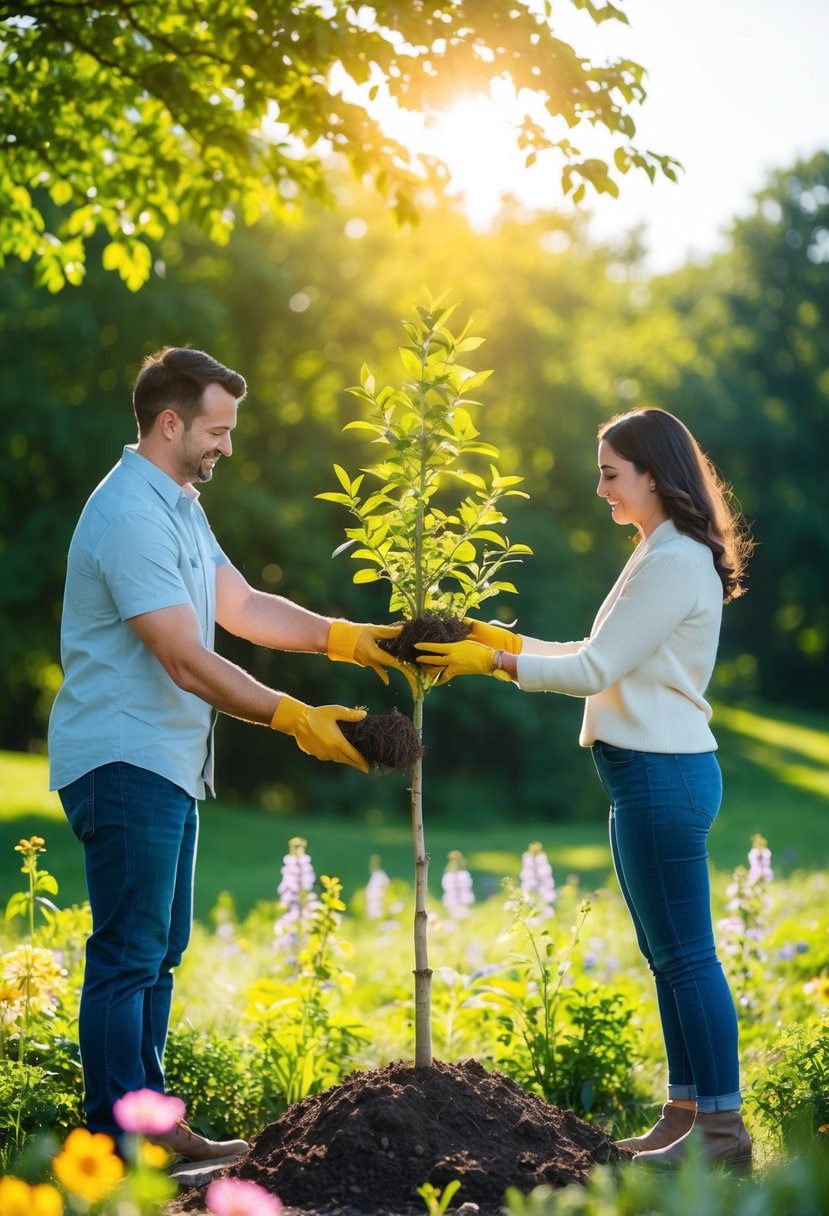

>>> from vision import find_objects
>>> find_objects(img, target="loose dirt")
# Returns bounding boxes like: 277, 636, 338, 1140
169, 1058, 632, 1215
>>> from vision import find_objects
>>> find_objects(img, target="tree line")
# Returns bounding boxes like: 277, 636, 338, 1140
1, 151, 827, 820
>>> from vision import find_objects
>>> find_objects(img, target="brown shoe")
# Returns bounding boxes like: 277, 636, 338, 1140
633, 1110, 752, 1173
614, 1102, 695, 1152
154, 1119, 249, 1163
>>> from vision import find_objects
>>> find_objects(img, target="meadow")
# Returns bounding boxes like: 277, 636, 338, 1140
1, 697, 827, 1213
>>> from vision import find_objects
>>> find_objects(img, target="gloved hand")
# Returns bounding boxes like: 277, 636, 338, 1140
271, 697, 369, 771
464, 618, 523, 654
327, 619, 419, 695
415, 639, 500, 684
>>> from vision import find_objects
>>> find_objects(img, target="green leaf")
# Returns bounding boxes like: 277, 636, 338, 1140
343, 420, 386, 435
5, 891, 29, 921
102, 241, 125, 271
399, 346, 422, 379
36, 872, 58, 895
473, 530, 507, 547
353, 568, 382, 584
316, 491, 353, 505
333, 464, 352, 493
453, 541, 477, 562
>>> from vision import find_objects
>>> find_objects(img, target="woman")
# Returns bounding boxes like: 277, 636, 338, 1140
417, 407, 754, 1170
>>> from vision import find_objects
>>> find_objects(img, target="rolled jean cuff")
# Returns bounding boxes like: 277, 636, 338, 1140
696, 1091, 742, 1113
667, 1084, 697, 1101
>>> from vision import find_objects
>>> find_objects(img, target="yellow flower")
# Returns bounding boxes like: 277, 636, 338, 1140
140, 1141, 171, 1169
0, 1176, 63, 1216
819, 1124, 829, 1135
52, 1128, 124, 1203
1, 947, 65, 1016
15, 836, 46, 858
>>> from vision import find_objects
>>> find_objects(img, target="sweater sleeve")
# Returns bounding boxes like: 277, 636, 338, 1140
516, 546, 698, 695
520, 635, 587, 657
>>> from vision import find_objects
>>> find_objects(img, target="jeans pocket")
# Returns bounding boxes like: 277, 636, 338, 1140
595, 741, 645, 766
674, 754, 722, 824
58, 772, 95, 842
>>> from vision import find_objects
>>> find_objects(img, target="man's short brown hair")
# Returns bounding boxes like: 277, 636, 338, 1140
133, 347, 247, 435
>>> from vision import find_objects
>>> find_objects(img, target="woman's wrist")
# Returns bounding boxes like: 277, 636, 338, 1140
490, 649, 517, 682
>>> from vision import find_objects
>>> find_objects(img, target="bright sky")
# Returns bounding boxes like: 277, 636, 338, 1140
372, 0, 829, 272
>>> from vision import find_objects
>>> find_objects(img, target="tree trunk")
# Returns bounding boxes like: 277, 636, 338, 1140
410, 691, 432, 1068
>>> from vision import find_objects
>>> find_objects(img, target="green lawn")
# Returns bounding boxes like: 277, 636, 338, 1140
2, 698, 827, 921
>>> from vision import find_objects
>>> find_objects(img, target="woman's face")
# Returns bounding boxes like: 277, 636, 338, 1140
596, 439, 667, 538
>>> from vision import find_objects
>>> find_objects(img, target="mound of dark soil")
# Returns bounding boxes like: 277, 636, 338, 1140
379, 615, 470, 668
340, 708, 423, 770
170, 1059, 631, 1216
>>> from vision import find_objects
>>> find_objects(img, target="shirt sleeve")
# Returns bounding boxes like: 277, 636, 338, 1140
516, 546, 698, 696
94, 510, 194, 622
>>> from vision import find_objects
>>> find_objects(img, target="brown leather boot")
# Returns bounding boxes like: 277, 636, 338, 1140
633, 1110, 752, 1172
153, 1119, 249, 1163
614, 1102, 695, 1151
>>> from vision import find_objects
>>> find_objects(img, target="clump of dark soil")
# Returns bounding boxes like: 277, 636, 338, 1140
340, 708, 423, 771
379, 615, 470, 667
170, 1059, 631, 1216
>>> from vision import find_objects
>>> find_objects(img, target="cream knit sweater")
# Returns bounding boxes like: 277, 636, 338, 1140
515, 520, 723, 753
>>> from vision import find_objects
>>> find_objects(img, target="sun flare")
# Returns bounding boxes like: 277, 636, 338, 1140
428, 93, 530, 228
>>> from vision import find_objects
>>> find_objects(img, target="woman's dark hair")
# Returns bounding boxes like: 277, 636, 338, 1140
598, 407, 753, 602
133, 347, 247, 435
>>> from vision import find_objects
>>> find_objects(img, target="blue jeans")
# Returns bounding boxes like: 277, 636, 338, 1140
59, 762, 198, 1136
591, 742, 741, 1112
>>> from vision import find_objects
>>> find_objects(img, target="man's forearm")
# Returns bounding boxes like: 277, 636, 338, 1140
174, 643, 281, 725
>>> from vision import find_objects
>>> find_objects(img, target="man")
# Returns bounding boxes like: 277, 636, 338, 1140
48, 347, 407, 1160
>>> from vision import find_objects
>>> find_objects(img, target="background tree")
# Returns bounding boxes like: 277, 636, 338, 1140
0, 0, 679, 289
2, 154, 827, 822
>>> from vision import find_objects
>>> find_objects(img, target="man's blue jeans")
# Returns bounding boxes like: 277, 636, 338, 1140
59, 762, 198, 1136
591, 742, 741, 1112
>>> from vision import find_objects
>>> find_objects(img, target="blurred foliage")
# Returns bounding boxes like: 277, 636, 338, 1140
1, 151, 827, 819
0, 0, 678, 290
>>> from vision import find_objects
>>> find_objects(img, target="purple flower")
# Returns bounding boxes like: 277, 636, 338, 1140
442, 851, 475, 919
365, 858, 390, 921
520, 842, 556, 910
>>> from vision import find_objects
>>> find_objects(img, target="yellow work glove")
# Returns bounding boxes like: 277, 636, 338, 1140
464, 618, 524, 654
327, 619, 418, 696
415, 639, 503, 684
271, 696, 369, 772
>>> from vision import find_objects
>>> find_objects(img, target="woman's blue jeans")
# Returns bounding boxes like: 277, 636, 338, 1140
591, 742, 741, 1112
58, 762, 198, 1136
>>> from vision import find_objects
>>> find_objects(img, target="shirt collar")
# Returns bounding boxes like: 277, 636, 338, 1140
121, 445, 200, 507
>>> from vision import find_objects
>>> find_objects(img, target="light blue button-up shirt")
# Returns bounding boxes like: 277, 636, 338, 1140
48, 446, 228, 799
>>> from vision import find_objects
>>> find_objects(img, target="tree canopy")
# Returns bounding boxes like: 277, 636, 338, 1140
1, 0, 678, 290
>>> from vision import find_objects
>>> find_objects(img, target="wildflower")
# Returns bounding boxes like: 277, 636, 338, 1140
206, 1176, 283, 1216
14, 836, 46, 859
442, 851, 474, 919
365, 855, 390, 921
519, 842, 556, 911
113, 1087, 186, 1135
819, 1124, 829, 1135
52, 1128, 124, 1204
274, 837, 319, 939
2, 946, 66, 1016
747, 835, 773, 884
0, 1177, 62, 1216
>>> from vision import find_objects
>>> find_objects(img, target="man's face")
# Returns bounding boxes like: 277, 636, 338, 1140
174, 382, 238, 485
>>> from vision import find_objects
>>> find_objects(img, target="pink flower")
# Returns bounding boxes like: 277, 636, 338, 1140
113, 1088, 186, 1135
206, 1177, 283, 1216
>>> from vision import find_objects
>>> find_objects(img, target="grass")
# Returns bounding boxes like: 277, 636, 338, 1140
2, 698, 828, 921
